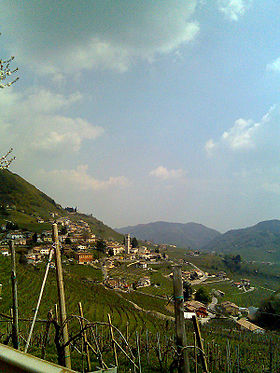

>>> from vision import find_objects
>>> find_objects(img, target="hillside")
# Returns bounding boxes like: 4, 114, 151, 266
203, 219, 280, 262
116, 221, 221, 248
0, 169, 122, 240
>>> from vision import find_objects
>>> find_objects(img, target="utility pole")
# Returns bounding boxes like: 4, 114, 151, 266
172, 265, 190, 373
52, 223, 71, 369
9, 240, 19, 349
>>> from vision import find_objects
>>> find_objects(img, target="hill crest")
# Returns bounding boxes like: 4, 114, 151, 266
116, 221, 221, 248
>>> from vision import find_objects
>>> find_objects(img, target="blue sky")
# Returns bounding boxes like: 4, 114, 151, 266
1, 0, 280, 232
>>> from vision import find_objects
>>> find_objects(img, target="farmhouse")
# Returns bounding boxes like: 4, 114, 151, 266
137, 277, 151, 287
75, 252, 93, 264
236, 318, 265, 334
220, 301, 239, 316
185, 300, 208, 318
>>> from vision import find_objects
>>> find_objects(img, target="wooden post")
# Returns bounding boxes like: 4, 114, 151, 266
10, 241, 19, 349
54, 303, 58, 322
41, 310, 53, 359
192, 315, 208, 373
52, 223, 71, 369
107, 313, 118, 367
78, 302, 91, 372
194, 332, 198, 373
172, 265, 190, 373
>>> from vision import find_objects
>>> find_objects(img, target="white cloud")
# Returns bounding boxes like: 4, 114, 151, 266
205, 139, 216, 156
266, 57, 280, 73
40, 165, 130, 191
217, 0, 252, 21
0, 1, 199, 75
150, 166, 185, 180
0, 88, 103, 154
221, 118, 260, 150
205, 105, 280, 156
205, 117, 260, 153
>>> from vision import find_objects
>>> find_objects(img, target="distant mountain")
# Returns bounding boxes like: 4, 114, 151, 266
0, 169, 122, 240
203, 220, 280, 261
116, 221, 221, 248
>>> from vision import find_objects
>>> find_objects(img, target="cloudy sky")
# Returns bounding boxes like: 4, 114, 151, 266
1, 0, 280, 232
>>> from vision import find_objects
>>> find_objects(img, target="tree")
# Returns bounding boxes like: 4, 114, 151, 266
32, 233, 38, 243
96, 239, 106, 253
0, 33, 19, 89
65, 237, 72, 245
60, 226, 67, 235
0, 148, 16, 169
6, 221, 18, 230
224, 254, 242, 272
183, 281, 192, 301
1, 34, 18, 169
194, 287, 211, 304
131, 237, 138, 248
256, 295, 280, 329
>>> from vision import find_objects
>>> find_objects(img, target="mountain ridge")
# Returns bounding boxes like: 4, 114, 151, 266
202, 219, 280, 261
116, 221, 221, 248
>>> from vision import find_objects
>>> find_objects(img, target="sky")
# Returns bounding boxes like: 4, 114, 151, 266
1, 0, 280, 233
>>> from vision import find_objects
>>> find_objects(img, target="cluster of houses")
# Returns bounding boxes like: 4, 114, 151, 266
184, 297, 264, 334
233, 278, 251, 290
104, 276, 151, 291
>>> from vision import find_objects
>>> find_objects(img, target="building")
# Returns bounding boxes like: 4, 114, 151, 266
236, 318, 265, 334
185, 301, 208, 318
220, 301, 239, 316
137, 277, 151, 287
75, 252, 93, 264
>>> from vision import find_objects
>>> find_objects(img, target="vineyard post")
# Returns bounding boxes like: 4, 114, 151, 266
41, 310, 52, 359
136, 331, 142, 373
107, 313, 118, 367
54, 303, 58, 322
52, 223, 71, 369
78, 302, 91, 372
172, 265, 190, 373
194, 332, 198, 373
10, 240, 19, 349
192, 314, 208, 373
146, 329, 150, 365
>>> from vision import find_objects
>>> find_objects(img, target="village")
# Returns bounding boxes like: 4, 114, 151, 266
0, 212, 265, 337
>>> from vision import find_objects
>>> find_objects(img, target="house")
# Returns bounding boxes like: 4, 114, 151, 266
236, 318, 265, 334
136, 261, 148, 269
220, 301, 239, 316
217, 271, 227, 279
185, 301, 208, 318
76, 245, 88, 251
137, 277, 151, 287
184, 312, 196, 319
40, 247, 52, 256
233, 282, 242, 288
1, 248, 10, 256
75, 252, 93, 264
241, 279, 251, 288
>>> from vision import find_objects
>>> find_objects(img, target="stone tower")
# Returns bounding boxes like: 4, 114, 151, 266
124, 234, 131, 254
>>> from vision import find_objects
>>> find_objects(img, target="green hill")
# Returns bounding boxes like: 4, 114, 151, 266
0, 169, 122, 240
203, 219, 280, 262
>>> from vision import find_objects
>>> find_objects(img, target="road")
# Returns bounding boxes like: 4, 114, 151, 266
208, 296, 218, 313
187, 261, 208, 285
